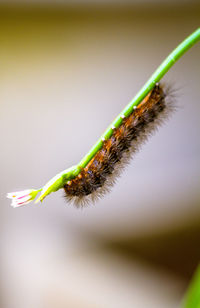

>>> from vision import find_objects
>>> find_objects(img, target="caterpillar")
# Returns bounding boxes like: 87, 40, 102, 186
64, 83, 173, 206
7, 28, 200, 208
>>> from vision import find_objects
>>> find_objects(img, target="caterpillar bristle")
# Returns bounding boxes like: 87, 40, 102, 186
64, 83, 175, 207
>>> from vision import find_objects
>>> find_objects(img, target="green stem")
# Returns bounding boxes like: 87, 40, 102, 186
79, 27, 200, 169
36, 28, 200, 203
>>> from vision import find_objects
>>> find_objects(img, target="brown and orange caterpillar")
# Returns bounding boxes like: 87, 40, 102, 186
64, 83, 174, 206
8, 28, 199, 208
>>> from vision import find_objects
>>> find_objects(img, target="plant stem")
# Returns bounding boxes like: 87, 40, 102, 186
78, 28, 200, 169
36, 28, 200, 202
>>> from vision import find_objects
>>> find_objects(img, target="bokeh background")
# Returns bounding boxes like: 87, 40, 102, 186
0, 1, 200, 307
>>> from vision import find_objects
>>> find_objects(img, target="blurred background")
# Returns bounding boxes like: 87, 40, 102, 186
0, 1, 200, 307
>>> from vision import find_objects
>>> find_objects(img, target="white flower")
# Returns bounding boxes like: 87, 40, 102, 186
7, 189, 40, 208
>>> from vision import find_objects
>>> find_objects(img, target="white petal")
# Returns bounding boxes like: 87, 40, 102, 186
7, 190, 31, 199
11, 198, 32, 208
7, 192, 18, 199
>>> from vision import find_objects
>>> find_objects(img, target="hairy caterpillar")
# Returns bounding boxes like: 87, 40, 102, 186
7, 28, 200, 208
64, 83, 173, 206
